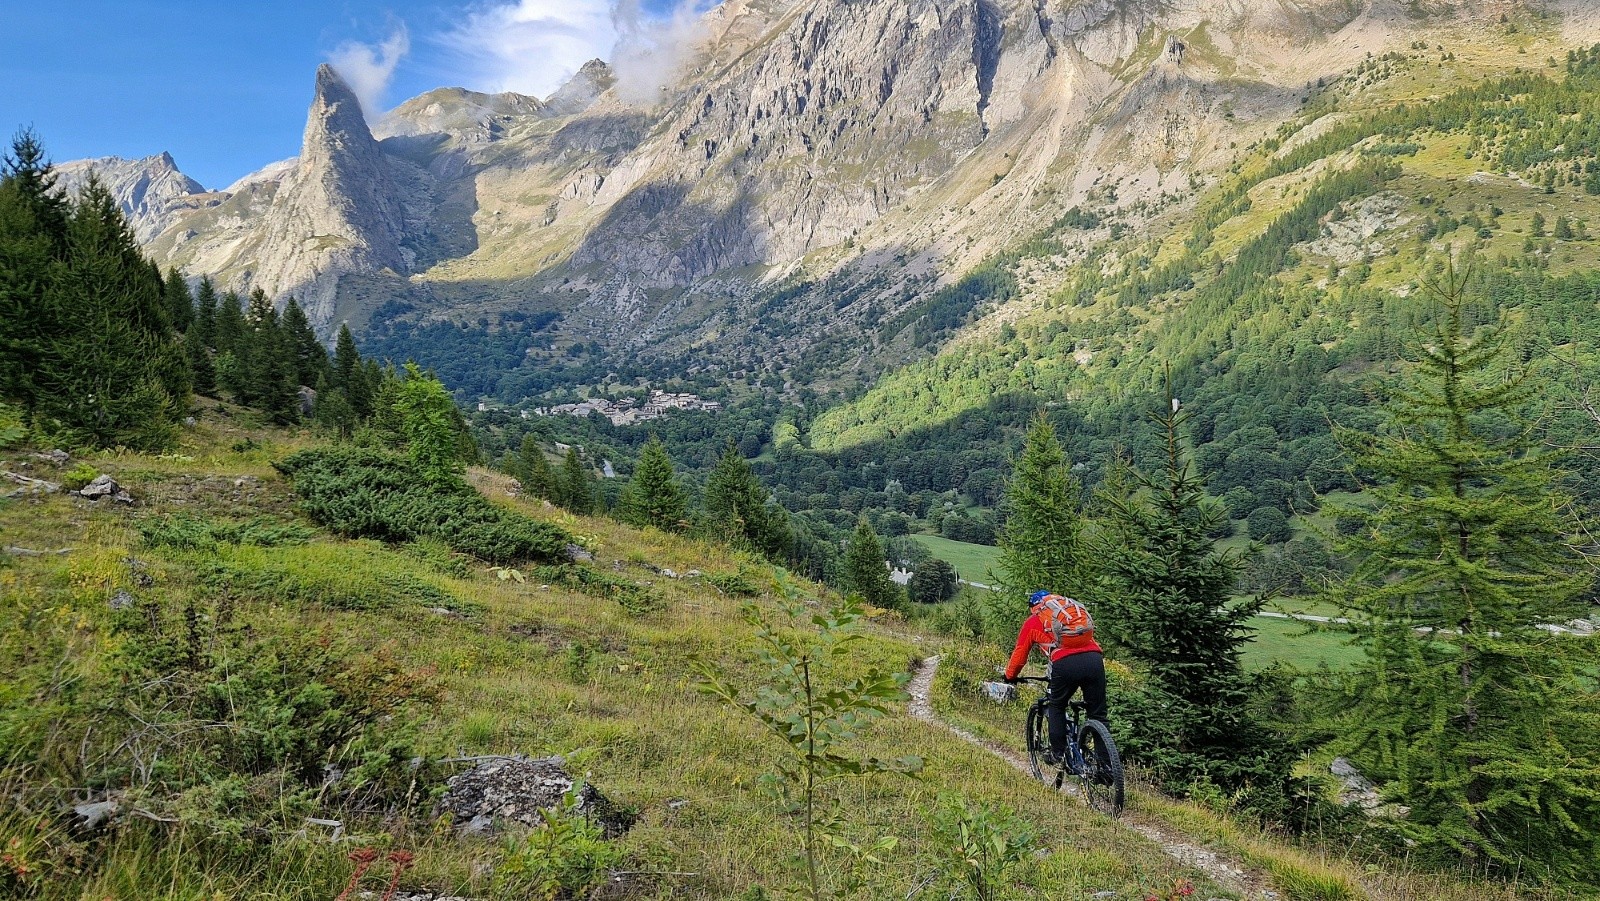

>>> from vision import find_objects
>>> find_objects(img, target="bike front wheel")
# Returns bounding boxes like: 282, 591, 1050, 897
1025, 703, 1050, 782
1076, 718, 1125, 816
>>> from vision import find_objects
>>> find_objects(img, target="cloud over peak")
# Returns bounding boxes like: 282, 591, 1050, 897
440, 0, 714, 104
327, 25, 411, 118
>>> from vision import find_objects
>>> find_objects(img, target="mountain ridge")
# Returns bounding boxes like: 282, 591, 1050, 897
63, 1, 1600, 388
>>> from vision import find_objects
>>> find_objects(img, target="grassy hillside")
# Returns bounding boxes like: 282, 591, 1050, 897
2, 408, 1256, 901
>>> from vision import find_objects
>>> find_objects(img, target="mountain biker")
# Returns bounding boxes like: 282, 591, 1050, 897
1003, 590, 1108, 767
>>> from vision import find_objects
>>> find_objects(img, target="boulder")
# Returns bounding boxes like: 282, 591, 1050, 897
1330, 757, 1382, 811
73, 473, 135, 503
109, 590, 136, 611
298, 386, 317, 417
436, 755, 630, 837
3, 470, 60, 497
564, 544, 594, 563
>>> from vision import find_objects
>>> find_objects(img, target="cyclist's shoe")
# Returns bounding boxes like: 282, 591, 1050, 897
1042, 750, 1063, 768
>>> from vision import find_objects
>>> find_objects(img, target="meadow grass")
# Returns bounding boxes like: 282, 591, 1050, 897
0, 412, 1236, 901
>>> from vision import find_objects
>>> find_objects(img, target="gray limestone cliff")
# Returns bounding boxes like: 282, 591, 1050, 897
55, 153, 214, 242
72, 0, 1600, 351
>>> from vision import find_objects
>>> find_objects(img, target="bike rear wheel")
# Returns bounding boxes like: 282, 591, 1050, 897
1025, 703, 1050, 781
1076, 718, 1125, 816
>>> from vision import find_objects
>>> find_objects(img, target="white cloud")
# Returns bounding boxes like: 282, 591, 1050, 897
441, 1, 618, 99
328, 25, 411, 117
440, 1, 715, 104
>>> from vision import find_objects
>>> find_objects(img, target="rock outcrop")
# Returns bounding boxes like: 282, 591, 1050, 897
55, 153, 215, 242
78, 0, 1600, 360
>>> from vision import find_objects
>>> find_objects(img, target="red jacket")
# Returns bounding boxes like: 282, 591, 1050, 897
1004, 612, 1102, 680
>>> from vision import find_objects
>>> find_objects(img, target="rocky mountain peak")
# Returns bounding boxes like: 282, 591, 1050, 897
544, 60, 616, 117
376, 87, 546, 142
242, 64, 409, 327
54, 153, 210, 242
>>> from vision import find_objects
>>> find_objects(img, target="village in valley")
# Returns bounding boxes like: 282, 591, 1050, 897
479, 389, 723, 428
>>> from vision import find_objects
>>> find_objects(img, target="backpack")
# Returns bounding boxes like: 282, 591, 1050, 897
1036, 595, 1094, 655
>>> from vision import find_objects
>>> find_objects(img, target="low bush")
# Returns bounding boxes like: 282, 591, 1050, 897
61, 463, 99, 491
704, 570, 760, 597
199, 556, 457, 613
275, 447, 572, 565
531, 564, 663, 615
139, 514, 314, 550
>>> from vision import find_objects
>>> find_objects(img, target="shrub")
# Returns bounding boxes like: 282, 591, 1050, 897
704, 570, 760, 597
275, 447, 573, 565
139, 514, 314, 550
495, 784, 624, 901
61, 463, 99, 491
532, 564, 663, 615
0, 402, 25, 449
401, 536, 472, 578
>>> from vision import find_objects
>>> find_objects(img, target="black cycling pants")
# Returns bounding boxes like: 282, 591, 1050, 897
1047, 651, 1108, 755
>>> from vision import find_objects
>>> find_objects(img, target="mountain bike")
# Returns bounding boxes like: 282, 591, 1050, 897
1015, 676, 1124, 815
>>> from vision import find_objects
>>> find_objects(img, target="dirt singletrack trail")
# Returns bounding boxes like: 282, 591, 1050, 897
906, 655, 1283, 900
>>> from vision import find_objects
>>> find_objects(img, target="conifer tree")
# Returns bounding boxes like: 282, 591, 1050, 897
618, 435, 688, 531
193, 276, 217, 348
519, 435, 560, 503
163, 266, 193, 333
240, 289, 297, 421
0, 130, 68, 404
841, 517, 903, 610
1095, 386, 1282, 802
997, 413, 1085, 614
184, 322, 215, 397
703, 441, 791, 559
281, 297, 327, 387
214, 289, 244, 360
560, 446, 594, 514
31, 178, 186, 448
393, 362, 467, 479
333, 324, 371, 417
1329, 267, 1600, 882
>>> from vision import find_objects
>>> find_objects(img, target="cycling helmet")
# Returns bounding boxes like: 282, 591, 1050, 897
1028, 590, 1051, 606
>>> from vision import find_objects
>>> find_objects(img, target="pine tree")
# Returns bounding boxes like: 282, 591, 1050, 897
281, 297, 327, 387
618, 435, 689, 531
703, 441, 791, 560
519, 435, 560, 503
1096, 386, 1282, 803
240, 289, 297, 422
214, 289, 245, 362
26, 178, 186, 448
841, 517, 903, 610
184, 322, 215, 397
223, 292, 262, 405
0, 130, 69, 405
997, 413, 1085, 609
193, 277, 217, 349
333, 323, 371, 417
393, 362, 467, 479
560, 446, 594, 514
1329, 266, 1600, 882
163, 267, 193, 333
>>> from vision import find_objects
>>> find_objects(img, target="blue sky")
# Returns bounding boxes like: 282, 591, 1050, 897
1, 0, 695, 189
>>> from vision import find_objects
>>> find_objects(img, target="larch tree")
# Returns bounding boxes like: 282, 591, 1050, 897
518, 435, 560, 503
618, 435, 689, 532
1095, 385, 1283, 805
841, 516, 903, 611
996, 413, 1086, 627
560, 446, 595, 514
1329, 265, 1600, 883
703, 441, 791, 560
